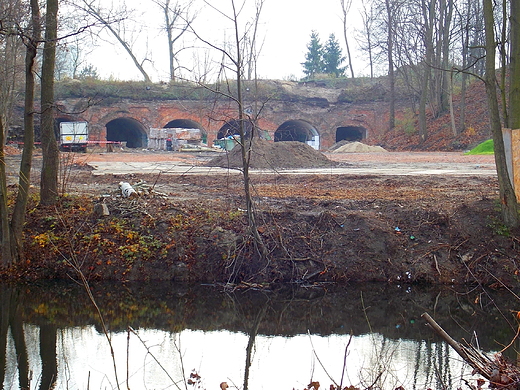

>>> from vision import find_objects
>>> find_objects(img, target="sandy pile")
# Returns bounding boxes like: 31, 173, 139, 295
332, 141, 388, 153
207, 139, 338, 169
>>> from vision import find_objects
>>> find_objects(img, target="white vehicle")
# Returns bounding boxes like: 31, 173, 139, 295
59, 121, 88, 152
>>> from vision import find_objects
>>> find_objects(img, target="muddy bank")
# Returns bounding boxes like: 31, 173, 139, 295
5, 170, 519, 287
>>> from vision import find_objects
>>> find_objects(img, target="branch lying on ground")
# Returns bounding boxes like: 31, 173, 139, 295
422, 312, 520, 389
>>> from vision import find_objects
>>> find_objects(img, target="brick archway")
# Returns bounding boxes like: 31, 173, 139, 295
164, 119, 207, 143
336, 126, 367, 142
217, 119, 254, 139
106, 117, 148, 148
274, 119, 320, 149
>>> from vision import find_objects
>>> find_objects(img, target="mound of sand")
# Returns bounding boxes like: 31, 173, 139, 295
332, 141, 388, 153
207, 139, 338, 169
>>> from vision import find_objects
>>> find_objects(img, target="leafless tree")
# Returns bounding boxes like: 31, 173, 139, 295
0, 1, 26, 144
505, 0, 520, 227
356, 0, 375, 78
39, 0, 60, 206
152, 0, 196, 82
0, 0, 40, 264
339, 0, 355, 78
384, 0, 396, 131
190, 0, 268, 261
455, 0, 472, 134
243, 0, 264, 81
10, 0, 41, 260
469, 0, 486, 77
191, 48, 214, 83
55, 33, 94, 79
418, 0, 435, 142
77, 0, 152, 82
483, 0, 518, 228
510, 0, 520, 130
499, 0, 509, 128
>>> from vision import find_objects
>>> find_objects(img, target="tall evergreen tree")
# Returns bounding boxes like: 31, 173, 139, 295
323, 33, 346, 77
302, 30, 324, 79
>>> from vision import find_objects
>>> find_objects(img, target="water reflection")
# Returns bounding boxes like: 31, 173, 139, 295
0, 282, 517, 390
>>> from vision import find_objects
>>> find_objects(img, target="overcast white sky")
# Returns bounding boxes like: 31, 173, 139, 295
84, 0, 371, 82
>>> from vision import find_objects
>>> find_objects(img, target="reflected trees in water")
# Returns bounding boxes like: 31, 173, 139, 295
0, 287, 58, 390
0, 282, 518, 389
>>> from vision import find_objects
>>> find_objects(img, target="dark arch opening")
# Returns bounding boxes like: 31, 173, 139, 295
164, 119, 203, 129
336, 126, 367, 143
217, 119, 254, 140
274, 120, 320, 149
106, 117, 148, 148
164, 119, 207, 143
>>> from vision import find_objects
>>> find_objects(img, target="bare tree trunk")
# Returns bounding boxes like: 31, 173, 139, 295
439, 0, 453, 114
483, 0, 518, 228
511, 0, 520, 126
39, 323, 58, 390
164, 0, 176, 81
449, 70, 457, 136
40, 0, 60, 206
419, 0, 435, 142
9, 289, 29, 390
230, 2, 266, 257
459, 5, 470, 134
10, 0, 40, 260
340, 0, 355, 78
360, 0, 374, 79
385, 0, 395, 131
191, 0, 267, 260
245, 0, 264, 81
0, 34, 21, 143
500, 0, 509, 128
154, 0, 194, 82
243, 302, 267, 390
0, 118, 11, 265
83, 1, 151, 83
0, 287, 11, 384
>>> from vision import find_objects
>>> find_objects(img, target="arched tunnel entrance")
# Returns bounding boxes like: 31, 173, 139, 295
336, 126, 367, 143
164, 119, 207, 144
217, 119, 254, 140
106, 117, 148, 148
274, 120, 320, 149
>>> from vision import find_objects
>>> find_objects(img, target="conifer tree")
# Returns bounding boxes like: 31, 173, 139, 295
323, 33, 346, 77
302, 30, 324, 79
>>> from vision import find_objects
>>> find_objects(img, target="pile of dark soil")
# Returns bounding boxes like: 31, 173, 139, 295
206, 139, 338, 169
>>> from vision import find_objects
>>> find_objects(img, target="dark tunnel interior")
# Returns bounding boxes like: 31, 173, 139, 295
106, 118, 148, 148
336, 126, 367, 143
274, 120, 317, 143
164, 119, 203, 130
217, 119, 254, 139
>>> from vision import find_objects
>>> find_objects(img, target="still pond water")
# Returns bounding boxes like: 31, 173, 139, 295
1, 281, 518, 390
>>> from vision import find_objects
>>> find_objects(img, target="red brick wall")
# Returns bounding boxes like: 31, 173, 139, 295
55, 98, 390, 150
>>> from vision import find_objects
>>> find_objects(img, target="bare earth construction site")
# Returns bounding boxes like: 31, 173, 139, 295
6, 144, 518, 286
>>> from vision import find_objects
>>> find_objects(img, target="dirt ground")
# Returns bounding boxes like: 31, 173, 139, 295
5, 143, 519, 286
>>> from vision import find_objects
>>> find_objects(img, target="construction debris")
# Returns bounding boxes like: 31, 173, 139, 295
119, 182, 138, 198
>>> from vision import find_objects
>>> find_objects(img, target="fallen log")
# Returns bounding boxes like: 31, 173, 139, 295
422, 312, 520, 389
